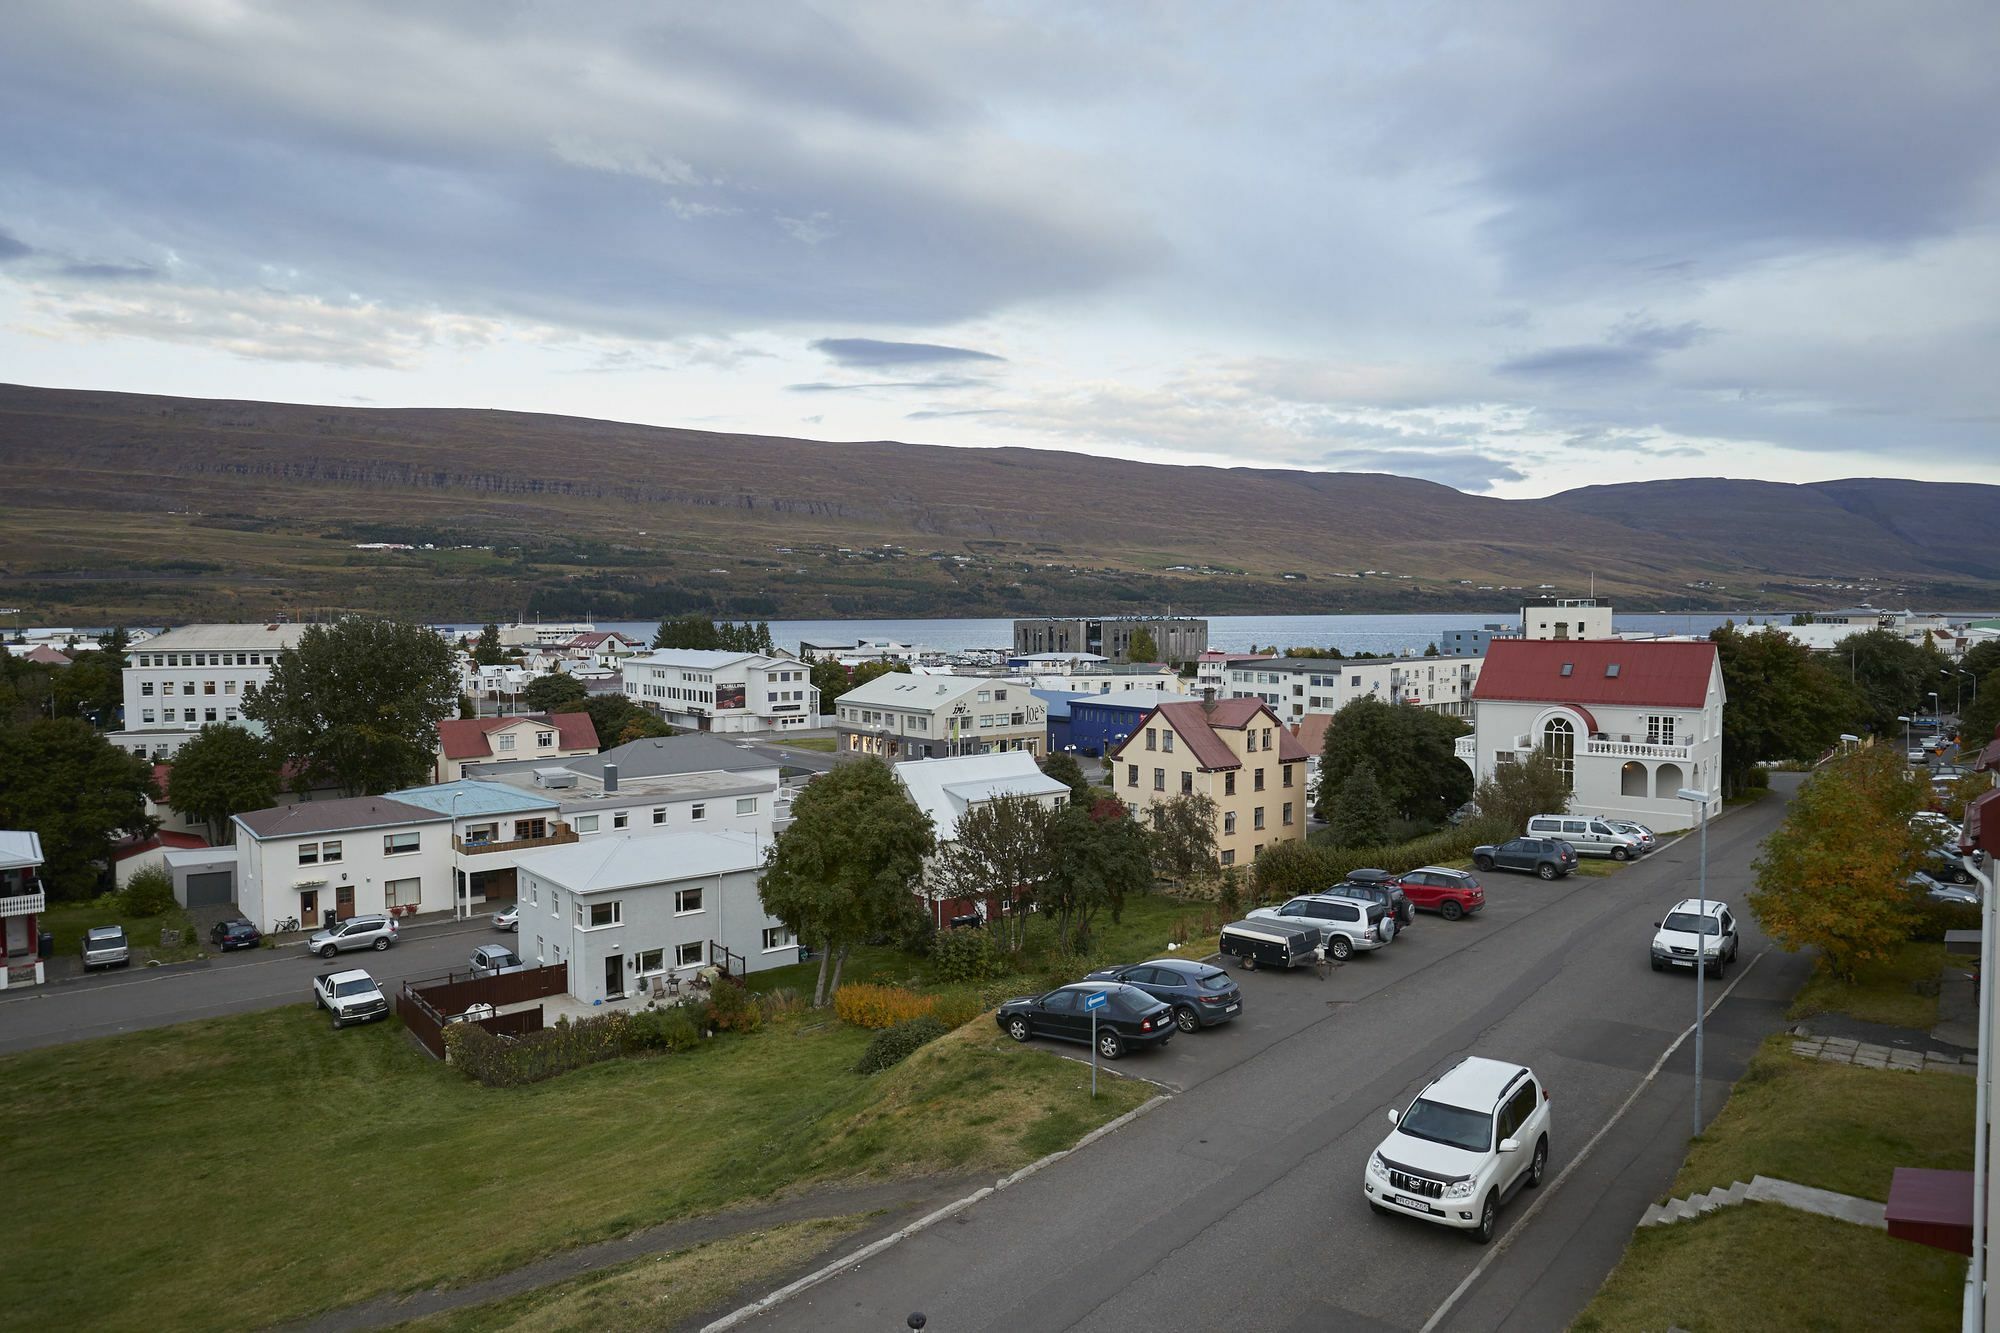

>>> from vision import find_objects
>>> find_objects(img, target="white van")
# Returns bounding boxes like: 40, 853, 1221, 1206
1524, 815, 1646, 861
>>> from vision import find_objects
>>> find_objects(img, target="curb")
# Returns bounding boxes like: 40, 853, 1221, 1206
699, 1093, 1172, 1333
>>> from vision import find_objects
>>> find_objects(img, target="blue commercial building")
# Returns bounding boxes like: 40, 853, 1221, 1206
1439, 624, 1511, 657
1032, 690, 1082, 757
1065, 689, 1195, 757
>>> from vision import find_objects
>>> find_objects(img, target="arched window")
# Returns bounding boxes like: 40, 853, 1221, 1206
1620, 761, 1648, 797
1656, 762, 1684, 799
1543, 717, 1575, 790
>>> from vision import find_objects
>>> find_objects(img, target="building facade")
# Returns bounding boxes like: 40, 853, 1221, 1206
893, 752, 1071, 925
1439, 625, 1511, 657
1221, 655, 1482, 721
1109, 698, 1310, 868
235, 796, 455, 932
1012, 617, 1209, 664
1066, 688, 1204, 756
835, 674, 1046, 761
1, 831, 46, 990
432, 712, 598, 782
107, 622, 311, 759
624, 650, 819, 733
1458, 639, 1725, 832
1520, 599, 1615, 641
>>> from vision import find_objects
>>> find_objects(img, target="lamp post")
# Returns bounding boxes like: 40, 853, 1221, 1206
1929, 690, 1941, 725
1899, 714, 1912, 759
1677, 786, 1714, 1137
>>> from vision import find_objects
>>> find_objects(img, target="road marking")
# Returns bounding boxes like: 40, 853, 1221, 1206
1417, 948, 1768, 1333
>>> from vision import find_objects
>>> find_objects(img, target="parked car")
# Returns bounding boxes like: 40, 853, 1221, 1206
995, 982, 1175, 1060
1337, 869, 1415, 927
313, 968, 390, 1028
1473, 838, 1578, 880
1248, 894, 1391, 958
209, 918, 263, 952
1649, 899, 1739, 978
492, 906, 519, 932
1218, 918, 1323, 971
1365, 1056, 1552, 1243
1525, 815, 1645, 860
1912, 812, 1960, 840
1909, 871, 1978, 906
81, 925, 130, 971
305, 914, 398, 959
469, 944, 526, 978
1083, 958, 1243, 1031
1603, 820, 1656, 854
1384, 867, 1486, 921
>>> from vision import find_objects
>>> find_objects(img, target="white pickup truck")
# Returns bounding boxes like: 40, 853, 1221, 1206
314, 968, 391, 1028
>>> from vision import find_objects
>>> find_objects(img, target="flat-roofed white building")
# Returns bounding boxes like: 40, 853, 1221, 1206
107, 623, 311, 759
1222, 655, 1482, 721
624, 650, 819, 733
834, 673, 1046, 761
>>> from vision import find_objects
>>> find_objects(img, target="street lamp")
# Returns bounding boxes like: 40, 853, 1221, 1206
1899, 715, 1912, 758
1928, 690, 1940, 725
1678, 786, 1715, 1137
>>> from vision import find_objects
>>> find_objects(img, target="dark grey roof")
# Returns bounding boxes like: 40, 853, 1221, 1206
235, 796, 447, 840
465, 733, 776, 782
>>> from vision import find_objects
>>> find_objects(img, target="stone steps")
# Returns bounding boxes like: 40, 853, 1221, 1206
1639, 1175, 1886, 1230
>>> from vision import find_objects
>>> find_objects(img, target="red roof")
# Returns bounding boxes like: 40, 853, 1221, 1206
1472, 639, 1718, 710
22, 645, 72, 665
112, 830, 209, 861
1290, 714, 1333, 757
1112, 697, 1310, 770
437, 712, 598, 760
562, 631, 642, 650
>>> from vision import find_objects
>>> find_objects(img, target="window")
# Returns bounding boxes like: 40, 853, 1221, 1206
497, 734, 517, 752
1221, 849, 1236, 866
675, 887, 703, 915
587, 901, 620, 928
298, 842, 320, 865
1181, 771, 1193, 794
225, 680, 236, 694
652, 807, 666, 825
574, 814, 600, 833
736, 797, 758, 815
537, 730, 554, 747
205, 708, 217, 722
1542, 717, 1576, 790
1254, 768, 1265, 792
1126, 764, 1138, 787
1162, 731, 1174, 753
691, 803, 707, 821
321, 839, 342, 863
1647, 715, 1677, 745
183, 709, 196, 722
1224, 772, 1236, 796
385, 877, 419, 908
1262, 727, 1272, 750
676, 941, 704, 967
1283, 801, 1294, 826
636, 948, 664, 976
1145, 728, 1157, 751
1153, 768, 1166, 791
383, 831, 421, 855
141, 709, 155, 723
612, 811, 628, 829
1224, 811, 1237, 835
204, 680, 216, 694
763, 926, 795, 952
1253, 807, 1266, 830
141, 681, 153, 696
1283, 764, 1294, 788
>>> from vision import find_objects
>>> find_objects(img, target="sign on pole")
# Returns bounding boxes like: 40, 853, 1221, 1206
1084, 990, 1109, 1098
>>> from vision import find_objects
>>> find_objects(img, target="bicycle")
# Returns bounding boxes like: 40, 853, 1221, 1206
271, 915, 300, 934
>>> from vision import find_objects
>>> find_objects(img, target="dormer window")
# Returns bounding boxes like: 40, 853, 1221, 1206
1605, 664, 1621, 678
1560, 664, 1573, 677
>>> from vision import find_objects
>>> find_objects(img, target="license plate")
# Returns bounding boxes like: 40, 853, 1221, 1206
1395, 1195, 1436, 1214
1225, 1004, 1240, 1013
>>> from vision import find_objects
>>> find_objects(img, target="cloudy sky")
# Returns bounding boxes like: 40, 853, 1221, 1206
1, 1, 1995, 497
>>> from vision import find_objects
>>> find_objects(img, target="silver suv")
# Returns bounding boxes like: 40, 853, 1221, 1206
82, 925, 131, 970
1248, 894, 1391, 959
306, 915, 398, 959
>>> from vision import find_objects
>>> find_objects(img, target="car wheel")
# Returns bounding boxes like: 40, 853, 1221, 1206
1097, 1029, 1124, 1061
1650, 957, 1664, 972
372, 937, 390, 951
1241, 954, 1258, 971
1369, 1201, 1388, 1216
1006, 1016, 1031, 1042
1174, 1006, 1199, 1034
1472, 1192, 1497, 1245
1709, 957, 1726, 980
1612, 847, 1629, 861
1527, 1137, 1548, 1187
319, 944, 337, 959
1329, 937, 1353, 961
1441, 900, 1464, 922
1475, 855, 1495, 871
1538, 863, 1557, 880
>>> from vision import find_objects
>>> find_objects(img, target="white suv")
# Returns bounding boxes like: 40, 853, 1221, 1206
1649, 899, 1738, 978
1247, 894, 1391, 959
1364, 1056, 1552, 1244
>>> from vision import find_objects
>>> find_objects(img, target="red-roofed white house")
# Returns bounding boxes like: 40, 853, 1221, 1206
432, 713, 599, 782
1460, 639, 1724, 830
1109, 696, 1310, 869
111, 829, 211, 888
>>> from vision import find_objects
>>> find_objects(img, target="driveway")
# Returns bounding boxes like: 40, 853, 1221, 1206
740, 783, 1808, 1332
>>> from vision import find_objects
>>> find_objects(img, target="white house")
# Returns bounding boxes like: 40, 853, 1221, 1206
835, 673, 1046, 761
514, 830, 796, 1003
1, 831, 46, 990
1520, 599, 1616, 641
1457, 639, 1725, 832
106, 622, 311, 759
1222, 654, 1482, 721
431, 712, 599, 782
624, 650, 819, 733
464, 734, 787, 845
891, 751, 1071, 924
234, 796, 454, 931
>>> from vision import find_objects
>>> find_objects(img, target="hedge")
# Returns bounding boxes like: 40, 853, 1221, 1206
833, 984, 936, 1029
1264, 819, 1509, 905
443, 1000, 716, 1087
855, 1017, 948, 1074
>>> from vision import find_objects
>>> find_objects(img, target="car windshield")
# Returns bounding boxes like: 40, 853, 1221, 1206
88, 929, 125, 944
1663, 912, 1720, 935
1197, 973, 1234, 992
1398, 1098, 1492, 1153
1112, 990, 1157, 1015
332, 978, 375, 997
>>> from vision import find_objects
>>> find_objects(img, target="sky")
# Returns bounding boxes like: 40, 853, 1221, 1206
1, 1, 1996, 498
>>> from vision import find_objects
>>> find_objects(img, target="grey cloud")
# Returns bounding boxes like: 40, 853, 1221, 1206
1497, 319, 1706, 381
58, 261, 158, 281
907, 408, 1006, 420
0, 229, 30, 261
1307, 447, 1528, 493
813, 337, 1005, 367
788, 376, 987, 393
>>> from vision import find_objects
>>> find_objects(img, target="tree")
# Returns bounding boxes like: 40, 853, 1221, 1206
473, 624, 508, 666
1838, 628, 1945, 734
1470, 749, 1570, 834
1328, 762, 1393, 846
579, 693, 672, 748
1423, 642, 1441, 657
166, 725, 283, 844
759, 758, 934, 1007
1710, 625, 1856, 794
1148, 791, 1219, 886
522, 672, 588, 713
652, 616, 774, 654
1961, 641, 2000, 682
49, 649, 123, 725
0, 719, 155, 899
850, 661, 912, 688
458, 694, 477, 720
809, 657, 852, 706
1041, 802, 1152, 949
1315, 696, 1472, 826
1126, 627, 1160, 664
1750, 744, 1926, 981
1039, 751, 1091, 805
934, 794, 1056, 952
243, 618, 460, 796
1956, 667, 2000, 758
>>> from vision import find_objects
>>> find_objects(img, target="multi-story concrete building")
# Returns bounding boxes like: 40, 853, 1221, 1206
1012, 616, 1208, 664
1520, 599, 1615, 641
835, 674, 1046, 761
1221, 655, 1482, 721
624, 650, 819, 733
1439, 624, 1512, 657
1110, 697, 1310, 869
107, 622, 311, 759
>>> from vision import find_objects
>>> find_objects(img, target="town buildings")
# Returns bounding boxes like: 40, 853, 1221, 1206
1220, 654, 1482, 721
1109, 697, 1310, 868
1012, 616, 1208, 664
624, 650, 819, 733
431, 712, 598, 782
1457, 638, 1725, 831
1520, 598, 1615, 641
106, 622, 310, 759
235, 795, 454, 931
834, 673, 1046, 761
892, 752, 1071, 925
0, 831, 45, 990
1061, 688, 1204, 756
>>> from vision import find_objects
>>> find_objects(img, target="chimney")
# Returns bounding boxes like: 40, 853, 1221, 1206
1202, 686, 1216, 712
602, 763, 618, 793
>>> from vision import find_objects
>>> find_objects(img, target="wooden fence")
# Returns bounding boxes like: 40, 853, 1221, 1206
398, 963, 567, 1059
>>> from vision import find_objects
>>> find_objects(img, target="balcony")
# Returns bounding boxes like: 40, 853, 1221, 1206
1584, 738, 1693, 762
455, 827, 581, 856
0, 886, 45, 916
1453, 736, 1476, 760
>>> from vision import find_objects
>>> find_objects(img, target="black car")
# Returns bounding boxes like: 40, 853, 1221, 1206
1473, 837, 1578, 880
995, 983, 1175, 1059
1338, 870, 1414, 927
1082, 958, 1243, 1032
209, 918, 263, 952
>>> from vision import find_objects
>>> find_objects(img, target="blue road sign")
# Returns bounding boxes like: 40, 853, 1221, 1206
1083, 990, 1109, 1011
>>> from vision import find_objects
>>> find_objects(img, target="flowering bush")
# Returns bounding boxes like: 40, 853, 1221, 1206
833, 983, 936, 1029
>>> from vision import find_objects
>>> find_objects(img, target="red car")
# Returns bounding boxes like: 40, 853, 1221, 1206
1384, 866, 1486, 921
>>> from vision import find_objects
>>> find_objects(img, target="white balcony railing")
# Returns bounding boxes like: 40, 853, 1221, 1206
1453, 736, 1476, 759
0, 888, 46, 916
1584, 739, 1693, 762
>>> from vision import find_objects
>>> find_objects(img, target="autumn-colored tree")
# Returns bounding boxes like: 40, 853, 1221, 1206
933, 793, 1054, 952
1750, 744, 1928, 981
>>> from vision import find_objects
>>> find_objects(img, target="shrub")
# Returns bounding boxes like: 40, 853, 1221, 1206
120, 866, 178, 918
756, 987, 805, 1022
445, 1010, 633, 1087
929, 927, 1000, 984
833, 983, 937, 1029
623, 1006, 704, 1054
855, 1016, 948, 1074
1908, 898, 1981, 943
1035, 948, 1094, 996
708, 980, 763, 1033
1744, 767, 1772, 790
929, 989, 987, 1029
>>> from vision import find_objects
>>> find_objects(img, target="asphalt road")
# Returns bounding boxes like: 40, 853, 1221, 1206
0, 915, 508, 1054
742, 779, 1810, 1333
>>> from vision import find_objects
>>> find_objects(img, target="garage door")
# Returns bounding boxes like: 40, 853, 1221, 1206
184, 871, 235, 908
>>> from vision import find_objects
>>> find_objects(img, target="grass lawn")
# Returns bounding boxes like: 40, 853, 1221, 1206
1572, 1202, 1965, 1332
1790, 941, 1947, 1030
405, 1215, 872, 1333
0, 1006, 1149, 1330
1671, 1035, 1973, 1203
770, 736, 838, 753
39, 895, 201, 963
